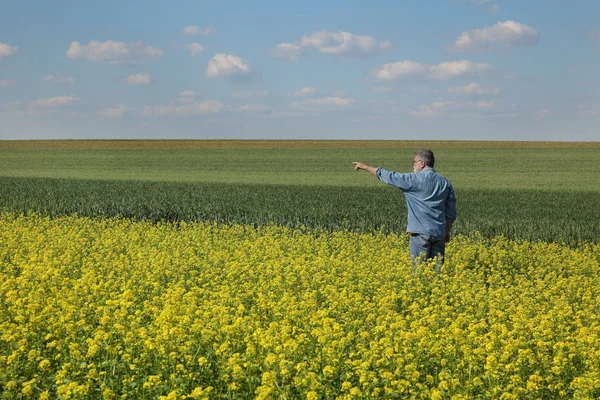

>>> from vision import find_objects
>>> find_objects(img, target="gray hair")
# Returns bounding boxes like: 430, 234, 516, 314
415, 149, 435, 168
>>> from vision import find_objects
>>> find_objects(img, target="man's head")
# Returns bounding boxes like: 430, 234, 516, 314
413, 149, 434, 173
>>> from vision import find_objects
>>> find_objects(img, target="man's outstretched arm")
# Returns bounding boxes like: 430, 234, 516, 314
354, 162, 414, 190
352, 162, 378, 176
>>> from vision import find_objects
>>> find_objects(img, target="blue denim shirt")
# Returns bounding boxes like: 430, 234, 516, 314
376, 167, 456, 237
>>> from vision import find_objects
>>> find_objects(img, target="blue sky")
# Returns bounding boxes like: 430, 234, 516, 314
0, 0, 599, 140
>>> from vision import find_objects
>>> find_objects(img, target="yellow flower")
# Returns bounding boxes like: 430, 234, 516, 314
306, 391, 318, 400
1, 213, 599, 399
39, 359, 51, 370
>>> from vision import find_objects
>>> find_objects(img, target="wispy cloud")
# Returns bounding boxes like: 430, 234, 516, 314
66, 40, 163, 64
272, 30, 389, 61
42, 75, 75, 85
573, 103, 600, 116
0, 42, 18, 59
533, 109, 551, 119
34, 95, 80, 108
0, 79, 16, 87
143, 100, 223, 116
176, 91, 196, 104
448, 82, 500, 96
231, 90, 269, 99
458, 0, 501, 13
291, 87, 317, 97
270, 43, 303, 61
126, 73, 152, 85
411, 100, 494, 118
301, 30, 390, 56
97, 105, 126, 118
290, 96, 356, 110
186, 43, 204, 57
1, 95, 81, 118
448, 21, 539, 52
373, 60, 492, 81
239, 104, 274, 113
411, 102, 448, 118
182, 26, 216, 36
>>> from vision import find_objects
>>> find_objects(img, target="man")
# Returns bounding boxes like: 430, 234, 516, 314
353, 149, 456, 267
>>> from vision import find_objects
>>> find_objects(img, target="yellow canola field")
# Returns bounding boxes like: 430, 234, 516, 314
1, 213, 599, 399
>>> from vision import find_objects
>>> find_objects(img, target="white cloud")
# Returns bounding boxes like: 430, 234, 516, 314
412, 102, 447, 118
186, 43, 204, 57
206, 53, 252, 79
411, 100, 494, 118
1, 96, 81, 117
126, 73, 152, 84
231, 90, 269, 99
239, 104, 273, 113
373, 60, 492, 81
143, 100, 223, 116
97, 105, 126, 118
66, 40, 163, 64
272, 30, 389, 61
182, 26, 216, 36
290, 96, 356, 110
42, 75, 75, 85
0, 79, 16, 87
291, 86, 317, 97
373, 60, 429, 81
473, 100, 494, 109
458, 0, 500, 10
449, 21, 539, 52
0, 42, 18, 59
270, 43, 303, 61
534, 109, 551, 119
177, 91, 196, 104
300, 30, 390, 56
380, 41, 392, 50
430, 60, 493, 80
34, 95, 80, 108
448, 82, 500, 96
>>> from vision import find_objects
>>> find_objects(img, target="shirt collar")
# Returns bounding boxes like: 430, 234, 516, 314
421, 167, 435, 173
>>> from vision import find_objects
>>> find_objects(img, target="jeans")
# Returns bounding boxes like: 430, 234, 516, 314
409, 233, 445, 269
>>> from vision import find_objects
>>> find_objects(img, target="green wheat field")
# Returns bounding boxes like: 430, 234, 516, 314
0, 140, 598, 245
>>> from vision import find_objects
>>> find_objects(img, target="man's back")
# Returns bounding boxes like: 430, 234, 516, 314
376, 167, 456, 237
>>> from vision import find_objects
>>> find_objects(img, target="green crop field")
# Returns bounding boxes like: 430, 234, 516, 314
1, 140, 599, 191
0, 140, 599, 244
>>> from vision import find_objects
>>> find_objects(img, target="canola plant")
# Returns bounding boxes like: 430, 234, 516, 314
1, 213, 599, 399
